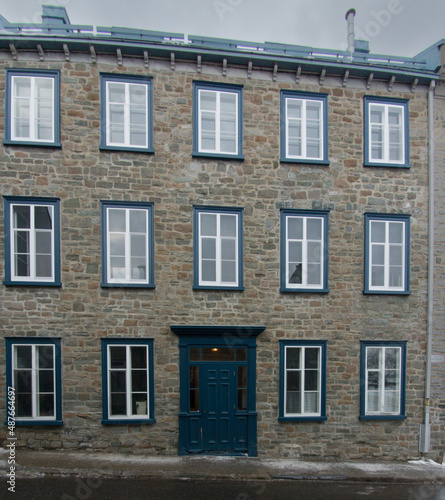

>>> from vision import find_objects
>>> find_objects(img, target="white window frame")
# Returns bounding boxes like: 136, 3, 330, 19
197, 88, 239, 155
107, 344, 151, 420
285, 215, 325, 290
285, 97, 324, 161
105, 206, 150, 285
198, 211, 239, 288
105, 80, 149, 149
11, 343, 56, 421
10, 202, 55, 283
368, 219, 406, 292
284, 345, 322, 418
365, 346, 402, 416
10, 74, 55, 143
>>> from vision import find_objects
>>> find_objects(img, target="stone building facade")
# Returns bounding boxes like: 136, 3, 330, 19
0, 7, 443, 460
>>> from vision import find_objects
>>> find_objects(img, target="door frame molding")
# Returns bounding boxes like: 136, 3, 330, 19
171, 325, 265, 457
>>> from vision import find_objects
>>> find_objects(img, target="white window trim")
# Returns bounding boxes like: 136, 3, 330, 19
368, 220, 405, 292
106, 207, 150, 285
11, 75, 55, 143
105, 81, 148, 149
285, 215, 324, 290
368, 102, 405, 165
285, 97, 324, 161
198, 211, 239, 287
198, 88, 239, 155
10, 203, 55, 283
107, 344, 150, 420
284, 345, 321, 418
12, 343, 56, 421
365, 346, 401, 416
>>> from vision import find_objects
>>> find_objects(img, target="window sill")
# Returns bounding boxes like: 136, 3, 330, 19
3, 140, 62, 148
363, 289, 411, 296
5, 419, 63, 426
280, 287, 330, 294
3, 280, 62, 287
279, 416, 327, 422
359, 415, 407, 421
193, 285, 245, 291
101, 418, 156, 425
99, 145, 154, 154
280, 157, 330, 166
192, 151, 244, 161
364, 162, 411, 169
100, 282, 155, 289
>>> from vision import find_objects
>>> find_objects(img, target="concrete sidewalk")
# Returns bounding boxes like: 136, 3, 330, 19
1, 448, 445, 483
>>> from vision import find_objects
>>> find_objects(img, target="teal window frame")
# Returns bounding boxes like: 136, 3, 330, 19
3, 196, 61, 287
5, 337, 63, 426
192, 81, 244, 160
101, 338, 155, 425
100, 73, 154, 153
364, 96, 410, 168
279, 340, 327, 422
360, 340, 407, 420
280, 90, 329, 165
4, 69, 61, 148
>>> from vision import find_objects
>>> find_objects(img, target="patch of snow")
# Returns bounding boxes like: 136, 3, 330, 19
409, 459, 445, 467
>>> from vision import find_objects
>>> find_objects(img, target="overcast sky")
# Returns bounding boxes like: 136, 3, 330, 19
1, 0, 444, 57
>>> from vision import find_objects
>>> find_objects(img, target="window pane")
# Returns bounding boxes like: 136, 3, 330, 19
131, 370, 147, 392
288, 263, 302, 284
38, 370, 54, 393
15, 253, 30, 277
367, 348, 380, 369
200, 214, 217, 236
304, 370, 318, 391
15, 230, 29, 254
372, 245, 385, 265
371, 221, 386, 243
389, 222, 403, 243
367, 391, 379, 412
220, 92, 236, 112
287, 99, 302, 119
200, 91, 216, 111
16, 346, 32, 368
287, 371, 300, 391
371, 266, 384, 287
130, 210, 146, 233
236, 348, 247, 361
14, 77, 31, 97
110, 234, 125, 256
202, 260, 216, 282
133, 394, 148, 415
108, 83, 125, 103
367, 371, 379, 390
238, 366, 247, 388
286, 348, 300, 369
237, 388, 247, 411
36, 231, 51, 254
38, 346, 54, 368
306, 102, 321, 120
385, 348, 399, 369
38, 394, 54, 417
220, 215, 236, 237
110, 346, 126, 368
307, 218, 322, 240
288, 217, 303, 240
110, 257, 125, 279
201, 238, 216, 259
202, 348, 235, 361
286, 391, 301, 414
307, 242, 321, 264
190, 390, 199, 412
307, 264, 321, 285
389, 267, 402, 287
13, 205, 30, 229
34, 206, 52, 229
109, 210, 126, 232
36, 255, 52, 278
131, 234, 146, 257
131, 346, 147, 369
110, 393, 126, 416
15, 369, 31, 392
190, 366, 199, 389
221, 261, 236, 282
110, 371, 126, 392
129, 84, 146, 105
305, 348, 319, 369
221, 239, 236, 260
17, 392, 32, 417
131, 259, 146, 279
288, 241, 302, 263
304, 392, 318, 413
306, 142, 320, 159
384, 391, 398, 413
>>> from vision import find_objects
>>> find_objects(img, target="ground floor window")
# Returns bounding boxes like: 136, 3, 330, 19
5, 337, 62, 425
360, 340, 407, 420
279, 340, 327, 422
101, 338, 155, 424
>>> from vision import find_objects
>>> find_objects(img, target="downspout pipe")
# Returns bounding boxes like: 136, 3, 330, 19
420, 79, 436, 455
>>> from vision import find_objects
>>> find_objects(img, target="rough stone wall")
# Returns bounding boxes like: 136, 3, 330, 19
0, 51, 438, 460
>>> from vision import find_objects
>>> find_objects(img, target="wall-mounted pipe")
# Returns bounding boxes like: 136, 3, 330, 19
345, 8, 356, 54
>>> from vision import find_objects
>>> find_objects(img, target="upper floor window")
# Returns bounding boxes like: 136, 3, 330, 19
193, 205, 244, 290
364, 213, 410, 295
193, 82, 243, 160
3, 196, 61, 286
360, 341, 407, 420
364, 96, 410, 168
5, 337, 63, 425
4, 69, 61, 147
101, 338, 155, 425
280, 90, 329, 164
279, 340, 327, 422
280, 209, 329, 293
101, 201, 155, 288
100, 74, 154, 153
